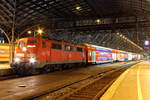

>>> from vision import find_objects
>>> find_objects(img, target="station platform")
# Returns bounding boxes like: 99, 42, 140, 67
0, 61, 138, 100
100, 61, 150, 100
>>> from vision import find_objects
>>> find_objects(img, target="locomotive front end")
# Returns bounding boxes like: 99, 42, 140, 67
11, 38, 38, 74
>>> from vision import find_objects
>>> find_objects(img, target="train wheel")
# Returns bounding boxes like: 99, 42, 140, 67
43, 66, 51, 73
43, 65, 54, 73
49, 65, 55, 72
28, 68, 39, 75
68, 64, 73, 69
82, 63, 87, 67
16, 68, 28, 76
14, 63, 27, 76
59, 66, 63, 71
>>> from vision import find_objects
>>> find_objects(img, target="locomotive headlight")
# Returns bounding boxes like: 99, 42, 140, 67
22, 47, 27, 51
29, 58, 36, 63
15, 58, 21, 63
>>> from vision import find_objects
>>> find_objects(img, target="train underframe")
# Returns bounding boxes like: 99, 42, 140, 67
11, 62, 86, 76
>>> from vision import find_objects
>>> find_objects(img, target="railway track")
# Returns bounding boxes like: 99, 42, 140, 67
32, 62, 136, 100
0, 62, 139, 100
57, 68, 126, 100
0, 75, 19, 81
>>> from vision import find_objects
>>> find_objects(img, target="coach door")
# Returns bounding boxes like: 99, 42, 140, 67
112, 53, 117, 61
92, 51, 96, 63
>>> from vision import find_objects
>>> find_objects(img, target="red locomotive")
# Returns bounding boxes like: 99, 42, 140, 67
12, 37, 86, 74
11, 37, 143, 75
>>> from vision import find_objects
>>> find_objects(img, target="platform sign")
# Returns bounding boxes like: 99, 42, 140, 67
144, 41, 150, 53
144, 40, 150, 46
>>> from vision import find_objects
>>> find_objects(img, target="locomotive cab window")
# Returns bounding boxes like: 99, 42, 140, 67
52, 43, 62, 50
64, 45, 76, 51
18, 41, 25, 48
64, 45, 71, 51
28, 40, 37, 44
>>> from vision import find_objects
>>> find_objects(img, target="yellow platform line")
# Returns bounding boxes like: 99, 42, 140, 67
137, 65, 143, 100
100, 67, 130, 100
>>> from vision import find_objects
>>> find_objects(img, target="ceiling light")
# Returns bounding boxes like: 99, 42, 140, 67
27, 30, 32, 34
76, 6, 81, 10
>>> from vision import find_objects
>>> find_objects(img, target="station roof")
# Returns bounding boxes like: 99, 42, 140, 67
0, 0, 150, 54
0, 0, 150, 32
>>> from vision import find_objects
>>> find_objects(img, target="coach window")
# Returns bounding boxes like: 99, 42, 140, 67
42, 41, 46, 48
64, 45, 70, 51
73, 47, 77, 51
77, 47, 82, 52
52, 43, 62, 50
70, 46, 74, 51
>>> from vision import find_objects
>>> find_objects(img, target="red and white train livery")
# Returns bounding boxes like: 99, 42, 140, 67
11, 37, 143, 74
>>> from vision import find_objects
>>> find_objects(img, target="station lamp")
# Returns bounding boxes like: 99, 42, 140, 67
96, 19, 101, 24
76, 6, 81, 10
118, 32, 143, 50
145, 40, 149, 46
37, 28, 43, 35
27, 30, 32, 34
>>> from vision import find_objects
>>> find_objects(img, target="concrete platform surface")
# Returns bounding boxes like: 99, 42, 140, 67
0, 61, 137, 100
100, 61, 150, 100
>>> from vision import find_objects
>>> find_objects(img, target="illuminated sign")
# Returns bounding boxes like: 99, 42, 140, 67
145, 41, 150, 46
